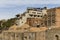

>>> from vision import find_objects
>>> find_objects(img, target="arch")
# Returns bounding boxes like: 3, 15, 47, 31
55, 35, 59, 40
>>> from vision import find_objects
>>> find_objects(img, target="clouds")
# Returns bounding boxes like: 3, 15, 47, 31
0, 0, 60, 8
0, 0, 60, 20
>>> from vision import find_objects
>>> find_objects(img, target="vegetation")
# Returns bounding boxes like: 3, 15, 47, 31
0, 18, 17, 31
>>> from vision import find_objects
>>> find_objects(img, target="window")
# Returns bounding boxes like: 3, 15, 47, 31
52, 20, 55, 23
37, 15, 43, 17
37, 24, 40, 27
24, 36, 27, 39
40, 16, 42, 17
38, 15, 40, 17
32, 12, 36, 14
37, 13, 41, 14
34, 15, 37, 17
29, 14, 33, 17
44, 14, 47, 16
20, 17, 22, 19
55, 35, 59, 40
41, 23, 43, 25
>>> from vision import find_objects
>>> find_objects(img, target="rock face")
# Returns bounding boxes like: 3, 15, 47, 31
2, 7, 60, 40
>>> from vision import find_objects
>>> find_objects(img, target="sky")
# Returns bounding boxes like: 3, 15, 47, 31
0, 0, 60, 20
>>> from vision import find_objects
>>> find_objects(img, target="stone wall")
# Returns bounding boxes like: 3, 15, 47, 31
27, 18, 46, 27
2, 31, 45, 40
45, 28, 60, 40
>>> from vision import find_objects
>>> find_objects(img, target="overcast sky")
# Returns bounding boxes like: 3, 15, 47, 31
0, 0, 60, 20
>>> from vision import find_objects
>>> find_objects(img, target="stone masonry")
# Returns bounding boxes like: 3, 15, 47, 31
1, 7, 60, 40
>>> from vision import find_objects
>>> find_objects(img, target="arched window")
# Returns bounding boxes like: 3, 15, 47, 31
55, 35, 59, 40
37, 24, 40, 27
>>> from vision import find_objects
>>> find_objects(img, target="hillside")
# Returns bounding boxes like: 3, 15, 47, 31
0, 18, 17, 33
